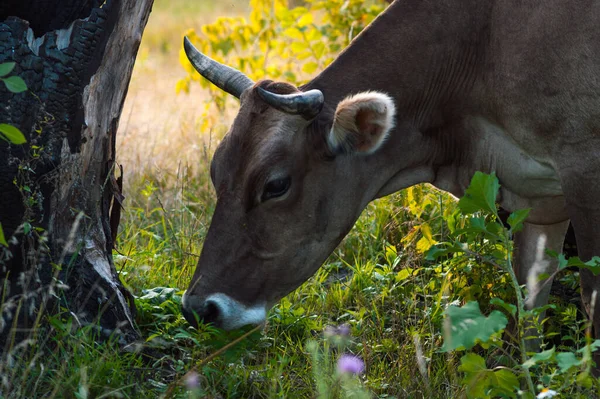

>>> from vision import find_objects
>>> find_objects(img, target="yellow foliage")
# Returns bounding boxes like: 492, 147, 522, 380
179, 0, 389, 114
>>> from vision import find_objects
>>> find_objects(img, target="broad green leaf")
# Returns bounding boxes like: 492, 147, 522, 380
577, 371, 593, 389
0, 223, 7, 247
507, 208, 531, 233
522, 347, 555, 368
570, 256, 600, 275
425, 244, 450, 260
458, 353, 487, 373
2, 75, 27, 93
442, 301, 508, 351
488, 369, 519, 398
458, 353, 488, 399
425, 241, 464, 261
577, 339, 600, 353
556, 351, 582, 372
0, 123, 26, 144
0, 62, 15, 78
458, 172, 500, 217
490, 297, 517, 317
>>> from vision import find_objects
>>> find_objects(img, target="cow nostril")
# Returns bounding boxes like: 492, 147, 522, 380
182, 297, 222, 327
203, 300, 221, 324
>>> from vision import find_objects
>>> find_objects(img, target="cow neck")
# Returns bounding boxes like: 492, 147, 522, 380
304, 0, 491, 131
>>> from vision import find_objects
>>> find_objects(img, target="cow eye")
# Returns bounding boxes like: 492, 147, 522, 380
262, 176, 291, 201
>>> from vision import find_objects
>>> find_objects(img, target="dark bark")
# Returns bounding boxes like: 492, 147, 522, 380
0, 0, 153, 348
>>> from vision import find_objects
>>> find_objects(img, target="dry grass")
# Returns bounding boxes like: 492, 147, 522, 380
117, 0, 247, 188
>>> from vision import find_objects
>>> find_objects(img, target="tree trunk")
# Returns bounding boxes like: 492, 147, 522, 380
0, 0, 153, 347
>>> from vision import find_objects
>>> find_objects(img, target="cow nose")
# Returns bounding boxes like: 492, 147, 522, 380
181, 296, 221, 328
182, 292, 267, 330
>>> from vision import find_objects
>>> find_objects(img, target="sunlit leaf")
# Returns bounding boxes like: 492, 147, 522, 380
302, 61, 319, 74
0, 123, 26, 144
298, 13, 313, 27
283, 27, 304, 40
395, 268, 414, 282
416, 223, 437, 253
0, 223, 7, 247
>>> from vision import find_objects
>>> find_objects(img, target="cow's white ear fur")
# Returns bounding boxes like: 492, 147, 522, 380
328, 92, 396, 155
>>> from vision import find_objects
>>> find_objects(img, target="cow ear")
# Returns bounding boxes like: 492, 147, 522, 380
327, 92, 396, 155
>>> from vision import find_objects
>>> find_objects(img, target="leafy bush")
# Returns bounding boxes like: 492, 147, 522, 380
178, 0, 388, 129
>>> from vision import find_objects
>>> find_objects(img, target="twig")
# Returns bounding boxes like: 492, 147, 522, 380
163, 324, 263, 398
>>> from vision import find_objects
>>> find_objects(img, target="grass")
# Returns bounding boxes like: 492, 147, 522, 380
1, 0, 599, 398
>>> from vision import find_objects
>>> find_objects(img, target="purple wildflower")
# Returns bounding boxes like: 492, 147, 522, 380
324, 324, 352, 337
184, 371, 200, 390
337, 354, 365, 375
324, 325, 338, 337
337, 324, 351, 337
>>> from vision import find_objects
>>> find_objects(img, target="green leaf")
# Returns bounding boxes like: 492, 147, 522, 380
577, 371, 593, 389
522, 347, 555, 368
577, 339, 600, 353
490, 297, 517, 317
395, 268, 413, 282
488, 369, 519, 398
0, 123, 26, 144
425, 244, 449, 260
458, 353, 488, 399
0, 223, 7, 247
458, 172, 500, 217
572, 256, 600, 275
556, 253, 569, 270
507, 208, 531, 233
2, 75, 27, 93
458, 353, 487, 373
0, 62, 16, 78
442, 301, 508, 351
556, 351, 582, 372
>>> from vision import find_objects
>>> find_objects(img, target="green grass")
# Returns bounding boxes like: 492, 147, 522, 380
1, 159, 596, 398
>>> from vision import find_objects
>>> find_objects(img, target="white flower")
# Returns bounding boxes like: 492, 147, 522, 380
537, 388, 558, 399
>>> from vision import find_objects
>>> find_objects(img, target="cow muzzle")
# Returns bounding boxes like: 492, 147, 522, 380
182, 292, 267, 330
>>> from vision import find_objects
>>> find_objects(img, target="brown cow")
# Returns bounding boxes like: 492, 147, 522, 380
181, 0, 600, 362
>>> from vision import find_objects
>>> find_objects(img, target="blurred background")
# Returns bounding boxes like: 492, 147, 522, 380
117, 1, 248, 184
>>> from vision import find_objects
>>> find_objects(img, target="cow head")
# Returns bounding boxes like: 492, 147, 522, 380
181, 38, 398, 330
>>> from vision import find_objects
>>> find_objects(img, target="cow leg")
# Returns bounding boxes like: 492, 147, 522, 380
558, 162, 600, 373
513, 220, 570, 352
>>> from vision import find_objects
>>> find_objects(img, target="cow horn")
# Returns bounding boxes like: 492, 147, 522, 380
183, 36, 254, 99
256, 87, 324, 119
